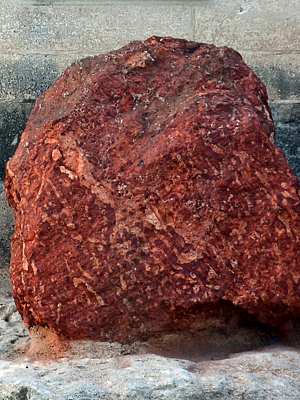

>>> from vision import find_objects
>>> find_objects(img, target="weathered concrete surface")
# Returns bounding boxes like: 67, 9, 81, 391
194, 0, 300, 53
0, 2, 193, 55
0, 297, 27, 358
1, 348, 300, 399
1, 1, 299, 56
0, 55, 62, 102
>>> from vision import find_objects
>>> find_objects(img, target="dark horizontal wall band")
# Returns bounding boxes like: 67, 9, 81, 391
0, 101, 299, 180
0, 101, 34, 180
0, 52, 299, 102
0, 181, 13, 269
271, 102, 300, 178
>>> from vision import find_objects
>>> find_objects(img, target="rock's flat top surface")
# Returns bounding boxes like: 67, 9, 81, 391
1, 348, 300, 400
5, 36, 300, 342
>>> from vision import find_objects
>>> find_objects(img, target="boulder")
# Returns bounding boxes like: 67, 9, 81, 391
5, 36, 300, 342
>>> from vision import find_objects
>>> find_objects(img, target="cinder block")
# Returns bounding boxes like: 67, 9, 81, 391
194, 0, 300, 52
0, 2, 193, 54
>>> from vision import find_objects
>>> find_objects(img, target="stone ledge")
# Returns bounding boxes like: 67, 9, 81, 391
0, 348, 300, 399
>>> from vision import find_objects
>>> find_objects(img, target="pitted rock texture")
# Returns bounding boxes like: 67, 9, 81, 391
5, 36, 300, 342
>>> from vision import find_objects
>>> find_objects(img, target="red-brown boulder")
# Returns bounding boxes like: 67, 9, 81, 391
5, 37, 300, 342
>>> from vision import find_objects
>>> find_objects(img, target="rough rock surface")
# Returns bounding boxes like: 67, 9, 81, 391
5, 36, 300, 342
2, 348, 300, 400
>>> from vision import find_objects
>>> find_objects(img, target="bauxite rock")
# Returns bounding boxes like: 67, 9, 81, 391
5, 37, 300, 342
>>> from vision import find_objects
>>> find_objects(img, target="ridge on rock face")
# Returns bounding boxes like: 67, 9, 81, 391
4, 36, 300, 342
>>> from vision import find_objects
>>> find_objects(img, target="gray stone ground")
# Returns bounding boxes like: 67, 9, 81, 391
0, 290, 300, 400
2, 348, 300, 400
0, 286, 300, 400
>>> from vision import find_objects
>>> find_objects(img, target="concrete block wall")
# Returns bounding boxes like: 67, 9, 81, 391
0, 0, 299, 267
